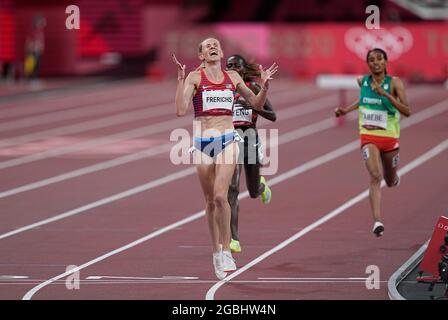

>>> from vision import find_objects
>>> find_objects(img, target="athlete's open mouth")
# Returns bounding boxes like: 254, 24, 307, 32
210, 51, 218, 56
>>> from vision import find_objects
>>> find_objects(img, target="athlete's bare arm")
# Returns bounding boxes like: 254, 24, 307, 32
390, 77, 411, 117
172, 54, 199, 117
335, 100, 359, 117
228, 63, 278, 111
334, 76, 362, 117
371, 76, 410, 117
249, 83, 276, 122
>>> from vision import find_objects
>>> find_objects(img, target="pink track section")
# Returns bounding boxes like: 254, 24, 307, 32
0, 79, 447, 300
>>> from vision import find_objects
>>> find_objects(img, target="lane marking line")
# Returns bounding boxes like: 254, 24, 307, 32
205, 138, 448, 300
20, 105, 448, 299
0, 82, 305, 148
0, 94, 336, 170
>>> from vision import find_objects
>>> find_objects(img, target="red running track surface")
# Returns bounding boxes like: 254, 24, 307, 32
0, 78, 447, 300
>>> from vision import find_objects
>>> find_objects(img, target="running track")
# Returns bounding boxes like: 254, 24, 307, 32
0, 78, 447, 300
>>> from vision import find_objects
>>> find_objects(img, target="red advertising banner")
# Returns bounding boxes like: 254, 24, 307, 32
420, 216, 448, 278
161, 23, 448, 81
0, 8, 15, 62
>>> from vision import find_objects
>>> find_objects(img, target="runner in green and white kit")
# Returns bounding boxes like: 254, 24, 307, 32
335, 48, 411, 237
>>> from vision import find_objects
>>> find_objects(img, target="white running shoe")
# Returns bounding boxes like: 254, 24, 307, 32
393, 176, 400, 187
213, 251, 227, 280
372, 221, 384, 237
222, 250, 237, 272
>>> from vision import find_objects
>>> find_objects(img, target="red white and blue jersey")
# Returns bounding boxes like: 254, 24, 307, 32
192, 69, 236, 118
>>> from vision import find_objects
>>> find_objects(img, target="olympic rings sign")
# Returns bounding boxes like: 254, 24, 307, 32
344, 27, 414, 61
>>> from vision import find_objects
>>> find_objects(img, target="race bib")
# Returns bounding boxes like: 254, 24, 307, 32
233, 105, 253, 124
361, 108, 388, 130
202, 90, 234, 112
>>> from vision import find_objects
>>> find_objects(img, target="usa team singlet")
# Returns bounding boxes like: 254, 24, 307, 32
192, 69, 236, 118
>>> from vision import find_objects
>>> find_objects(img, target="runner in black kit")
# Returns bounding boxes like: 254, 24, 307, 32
226, 54, 277, 253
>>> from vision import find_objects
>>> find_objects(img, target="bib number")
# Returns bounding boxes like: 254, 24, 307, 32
233, 105, 253, 124
361, 109, 388, 130
202, 90, 234, 112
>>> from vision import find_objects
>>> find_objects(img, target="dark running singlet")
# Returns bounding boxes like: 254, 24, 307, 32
192, 69, 236, 118
232, 82, 258, 128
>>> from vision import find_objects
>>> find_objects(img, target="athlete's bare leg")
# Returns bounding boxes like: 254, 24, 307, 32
214, 142, 239, 252
362, 144, 383, 223
244, 162, 263, 198
196, 162, 219, 252
242, 128, 263, 198
381, 149, 400, 187
228, 164, 242, 241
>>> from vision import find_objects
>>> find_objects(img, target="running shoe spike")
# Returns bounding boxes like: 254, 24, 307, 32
372, 221, 384, 237
222, 250, 237, 272
230, 239, 241, 253
213, 251, 227, 280
260, 176, 272, 204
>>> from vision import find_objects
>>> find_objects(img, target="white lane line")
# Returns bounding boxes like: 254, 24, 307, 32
0, 84, 318, 148
205, 138, 448, 300
0, 95, 443, 242
0, 86, 430, 169
85, 276, 198, 280
0, 103, 172, 148
258, 277, 368, 280
0, 80, 295, 132
0, 80, 162, 118
0, 88, 430, 199
0, 167, 196, 240
0, 117, 190, 169
21, 103, 448, 300
0, 264, 67, 267
0, 92, 332, 170
0, 86, 174, 132
0, 94, 339, 198
4, 279, 390, 286
0, 83, 149, 114
0, 275, 29, 279
0, 107, 343, 238
0, 145, 173, 199
22, 210, 206, 299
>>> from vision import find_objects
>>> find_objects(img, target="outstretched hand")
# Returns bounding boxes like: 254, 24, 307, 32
171, 53, 186, 81
334, 107, 346, 117
259, 62, 279, 88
